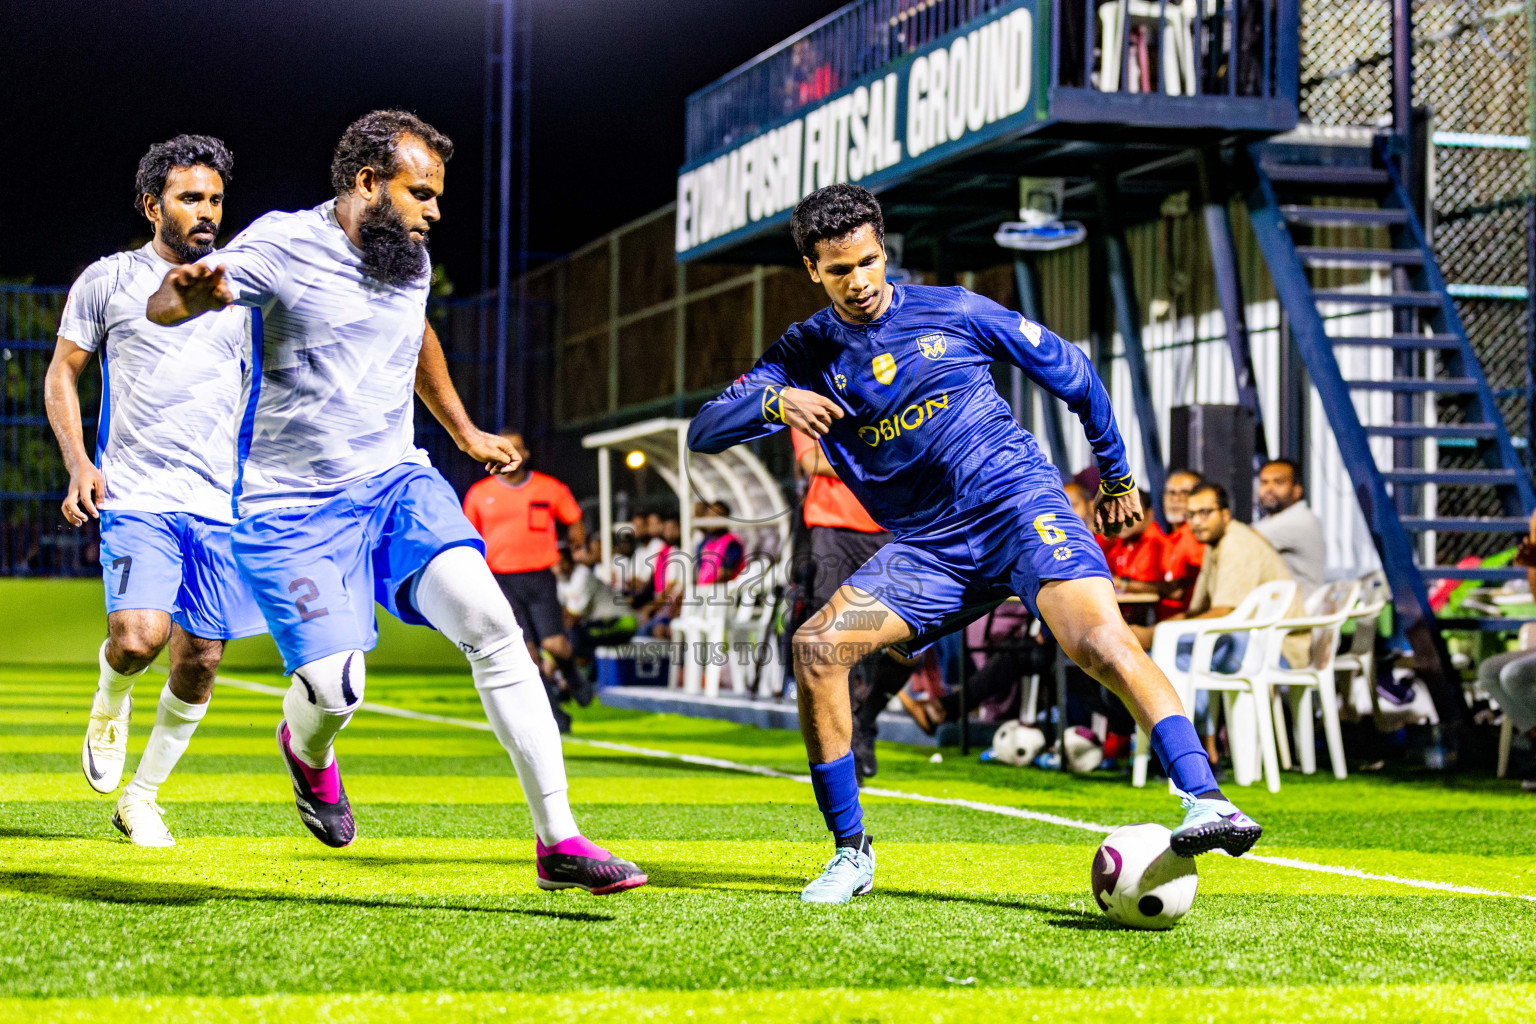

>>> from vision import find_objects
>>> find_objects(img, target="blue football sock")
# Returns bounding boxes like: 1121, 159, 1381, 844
809, 752, 864, 840
1150, 715, 1220, 798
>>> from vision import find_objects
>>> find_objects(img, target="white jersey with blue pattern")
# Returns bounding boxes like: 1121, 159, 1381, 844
59, 243, 250, 524
207, 200, 431, 517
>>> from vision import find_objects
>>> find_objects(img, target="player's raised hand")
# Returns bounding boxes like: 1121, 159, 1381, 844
146, 263, 233, 325
61, 464, 107, 527
779, 387, 843, 438
1096, 489, 1143, 536
459, 428, 522, 476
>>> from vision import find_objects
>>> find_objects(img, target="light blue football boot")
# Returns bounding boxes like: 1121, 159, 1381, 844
800, 839, 875, 904
1170, 791, 1263, 857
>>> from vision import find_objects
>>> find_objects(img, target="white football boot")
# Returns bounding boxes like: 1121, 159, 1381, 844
112, 793, 175, 847
82, 691, 132, 794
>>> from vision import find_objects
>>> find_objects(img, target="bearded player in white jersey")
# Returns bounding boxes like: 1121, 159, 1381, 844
45, 135, 268, 847
146, 110, 646, 894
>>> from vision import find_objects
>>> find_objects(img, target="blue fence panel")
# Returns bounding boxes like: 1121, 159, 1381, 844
0, 285, 99, 576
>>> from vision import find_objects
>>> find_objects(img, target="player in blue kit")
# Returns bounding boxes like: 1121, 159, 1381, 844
145, 110, 645, 894
689, 184, 1261, 903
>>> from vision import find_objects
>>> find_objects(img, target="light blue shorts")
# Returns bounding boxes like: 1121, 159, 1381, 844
230, 463, 484, 674
98, 510, 268, 641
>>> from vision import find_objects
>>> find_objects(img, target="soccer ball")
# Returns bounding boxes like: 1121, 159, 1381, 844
987, 720, 1047, 766
1063, 725, 1104, 773
1091, 823, 1198, 930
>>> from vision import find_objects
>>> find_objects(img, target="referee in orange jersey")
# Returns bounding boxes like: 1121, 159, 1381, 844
792, 428, 909, 779
463, 431, 592, 712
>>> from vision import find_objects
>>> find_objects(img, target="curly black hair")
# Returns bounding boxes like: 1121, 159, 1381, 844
789, 183, 884, 264
330, 109, 454, 197
133, 134, 233, 217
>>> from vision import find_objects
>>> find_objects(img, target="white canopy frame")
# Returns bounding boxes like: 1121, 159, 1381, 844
581, 418, 792, 695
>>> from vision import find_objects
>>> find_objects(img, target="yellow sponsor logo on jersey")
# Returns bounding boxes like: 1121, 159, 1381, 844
857, 392, 949, 447
872, 352, 897, 385
917, 333, 947, 359
834, 372, 848, 391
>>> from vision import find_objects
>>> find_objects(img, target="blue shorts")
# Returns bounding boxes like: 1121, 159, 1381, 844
844, 483, 1112, 651
98, 510, 268, 641
230, 463, 485, 674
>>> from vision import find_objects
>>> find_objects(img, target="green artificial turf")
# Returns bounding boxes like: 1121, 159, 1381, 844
2, 664, 1534, 1022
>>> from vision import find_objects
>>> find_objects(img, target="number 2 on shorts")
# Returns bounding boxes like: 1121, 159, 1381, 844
289, 577, 329, 622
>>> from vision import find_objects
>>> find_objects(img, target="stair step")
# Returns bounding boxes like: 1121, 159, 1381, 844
1297, 246, 1424, 266
1330, 334, 1462, 350
1401, 517, 1532, 532
1346, 378, 1481, 394
1262, 164, 1391, 187
1311, 289, 1443, 308
1365, 423, 1498, 440
1281, 205, 1408, 227
1381, 468, 1521, 486
1419, 567, 1530, 583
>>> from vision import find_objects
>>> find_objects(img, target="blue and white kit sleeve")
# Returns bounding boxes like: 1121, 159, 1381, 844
687, 335, 803, 454
58, 260, 117, 353
966, 291, 1135, 496
202, 221, 290, 309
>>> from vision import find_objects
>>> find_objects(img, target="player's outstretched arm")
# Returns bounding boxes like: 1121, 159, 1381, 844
43, 338, 106, 526
688, 337, 836, 454
145, 264, 233, 326
967, 293, 1140, 534
415, 322, 520, 476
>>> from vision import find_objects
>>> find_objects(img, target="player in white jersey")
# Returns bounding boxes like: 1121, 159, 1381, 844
44, 135, 267, 847
146, 110, 646, 893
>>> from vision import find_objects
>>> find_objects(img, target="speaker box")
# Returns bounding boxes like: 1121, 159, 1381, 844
1169, 405, 1255, 522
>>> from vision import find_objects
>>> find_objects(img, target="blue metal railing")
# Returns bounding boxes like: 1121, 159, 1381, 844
684, 0, 1297, 163
686, 0, 1017, 161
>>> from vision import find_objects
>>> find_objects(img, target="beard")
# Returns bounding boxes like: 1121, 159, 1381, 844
160, 216, 218, 263
358, 192, 430, 286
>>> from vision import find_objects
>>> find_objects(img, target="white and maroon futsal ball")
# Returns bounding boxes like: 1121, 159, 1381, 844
1091, 823, 1198, 930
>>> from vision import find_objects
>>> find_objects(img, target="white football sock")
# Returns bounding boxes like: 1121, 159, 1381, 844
97, 639, 148, 716
123, 683, 208, 801
284, 650, 366, 770
414, 545, 579, 844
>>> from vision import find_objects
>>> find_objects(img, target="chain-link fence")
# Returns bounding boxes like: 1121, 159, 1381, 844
1300, 0, 1533, 562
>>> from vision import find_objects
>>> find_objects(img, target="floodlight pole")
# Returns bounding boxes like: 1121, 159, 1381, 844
1391, 0, 1413, 186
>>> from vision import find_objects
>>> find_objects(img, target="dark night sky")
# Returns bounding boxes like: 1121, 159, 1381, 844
2, 0, 838, 287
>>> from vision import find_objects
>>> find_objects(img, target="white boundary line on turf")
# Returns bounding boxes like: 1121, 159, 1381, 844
216, 674, 1536, 904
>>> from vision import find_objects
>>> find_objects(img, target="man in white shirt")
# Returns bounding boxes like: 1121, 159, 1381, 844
146, 110, 645, 894
45, 134, 267, 847
1254, 458, 1326, 597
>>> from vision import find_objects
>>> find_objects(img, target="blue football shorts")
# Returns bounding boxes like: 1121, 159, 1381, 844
842, 479, 1113, 652
98, 510, 268, 641
230, 463, 485, 674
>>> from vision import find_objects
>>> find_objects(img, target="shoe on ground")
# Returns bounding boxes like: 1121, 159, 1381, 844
1522, 777, 1536, 794
800, 839, 875, 904
536, 836, 648, 894
112, 793, 174, 848
277, 720, 355, 848
897, 689, 946, 736
82, 691, 132, 794
1170, 791, 1263, 857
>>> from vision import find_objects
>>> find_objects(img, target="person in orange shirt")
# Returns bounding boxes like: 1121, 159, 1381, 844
792, 428, 907, 779
1159, 469, 1205, 619
463, 431, 590, 715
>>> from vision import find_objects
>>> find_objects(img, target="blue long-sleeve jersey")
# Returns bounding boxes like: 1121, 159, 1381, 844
687, 284, 1134, 536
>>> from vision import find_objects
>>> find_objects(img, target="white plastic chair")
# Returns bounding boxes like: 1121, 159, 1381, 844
1133, 580, 1298, 789
1260, 579, 1361, 782
1097, 0, 1198, 95
1333, 571, 1389, 724
1497, 622, 1536, 778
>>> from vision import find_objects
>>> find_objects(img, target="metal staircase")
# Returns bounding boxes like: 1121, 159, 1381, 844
1243, 137, 1535, 723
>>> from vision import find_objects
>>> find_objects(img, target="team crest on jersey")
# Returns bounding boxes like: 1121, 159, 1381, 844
1019, 317, 1043, 347
872, 353, 897, 385
834, 372, 848, 391
917, 333, 947, 360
